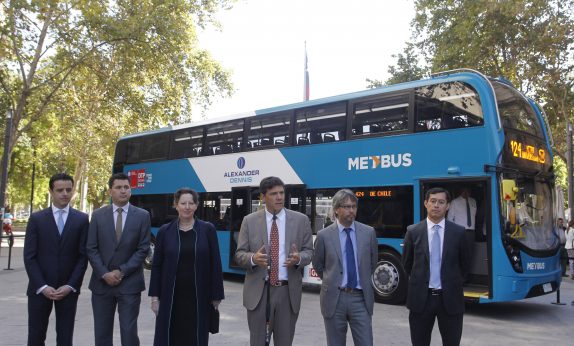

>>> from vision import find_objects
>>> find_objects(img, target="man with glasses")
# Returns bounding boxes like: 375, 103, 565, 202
402, 187, 470, 346
312, 189, 378, 346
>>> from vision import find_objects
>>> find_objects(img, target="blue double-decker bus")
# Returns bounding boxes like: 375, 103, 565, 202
113, 69, 561, 304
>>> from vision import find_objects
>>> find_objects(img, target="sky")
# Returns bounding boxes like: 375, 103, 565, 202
195, 0, 415, 119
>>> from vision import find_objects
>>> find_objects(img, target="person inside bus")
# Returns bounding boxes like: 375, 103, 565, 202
148, 187, 224, 346
312, 189, 378, 346
235, 176, 313, 346
447, 186, 477, 232
402, 187, 470, 346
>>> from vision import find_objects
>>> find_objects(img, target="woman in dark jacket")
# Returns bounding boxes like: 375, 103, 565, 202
149, 187, 224, 346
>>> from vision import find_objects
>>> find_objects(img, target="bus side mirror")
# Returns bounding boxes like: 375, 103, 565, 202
502, 179, 518, 201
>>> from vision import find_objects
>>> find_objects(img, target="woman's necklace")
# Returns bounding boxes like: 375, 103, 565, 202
179, 219, 194, 232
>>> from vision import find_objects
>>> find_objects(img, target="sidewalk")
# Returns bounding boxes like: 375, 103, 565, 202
0, 247, 157, 346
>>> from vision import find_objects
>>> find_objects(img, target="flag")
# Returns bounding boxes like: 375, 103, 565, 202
304, 42, 309, 101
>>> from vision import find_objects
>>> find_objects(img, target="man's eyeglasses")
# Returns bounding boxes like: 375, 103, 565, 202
339, 204, 357, 210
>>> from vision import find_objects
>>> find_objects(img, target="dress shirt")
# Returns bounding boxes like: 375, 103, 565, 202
427, 218, 445, 289
447, 195, 477, 230
113, 203, 129, 232
37, 205, 75, 294
337, 221, 362, 289
265, 208, 288, 280
52, 204, 70, 230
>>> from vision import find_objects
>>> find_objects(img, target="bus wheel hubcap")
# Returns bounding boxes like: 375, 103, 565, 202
372, 261, 399, 296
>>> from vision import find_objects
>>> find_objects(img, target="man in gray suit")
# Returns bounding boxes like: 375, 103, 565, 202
313, 189, 378, 346
235, 176, 313, 346
87, 173, 151, 346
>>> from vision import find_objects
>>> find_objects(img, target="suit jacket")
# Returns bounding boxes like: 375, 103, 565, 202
312, 221, 378, 318
235, 208, 313, 313
87, 204, 151, 294
24, 207, 89, 296
402, 219, 470, 314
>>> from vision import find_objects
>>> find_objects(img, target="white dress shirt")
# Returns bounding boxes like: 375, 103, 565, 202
447, 195, 477, 230
113, 203, 129, 232
265, 208, 288, 281
427, 217, 445, 289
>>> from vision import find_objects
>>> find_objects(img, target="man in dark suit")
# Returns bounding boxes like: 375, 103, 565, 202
87, 173, 151, 346
402, 187, 470, 346
24, 173, 89, 346
235, 176, 313, 346
312, 189, 378, 346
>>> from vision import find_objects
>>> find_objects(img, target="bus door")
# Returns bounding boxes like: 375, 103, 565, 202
285, 184, 307, 214
229, 186, 261, 268
420, 178, 492, 300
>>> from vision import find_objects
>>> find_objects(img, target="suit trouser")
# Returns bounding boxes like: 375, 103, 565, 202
91, 288, 141, 346
247, 285, 298, 346
408, 291, 463, 346
323, 290, 373, 346
28, 292, 79, 346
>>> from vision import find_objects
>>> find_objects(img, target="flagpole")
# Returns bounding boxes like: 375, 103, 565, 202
304, 41, 309, 101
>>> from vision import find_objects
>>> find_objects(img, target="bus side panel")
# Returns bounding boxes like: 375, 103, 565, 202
216, 229, 245, 275
126, 160, 206, 194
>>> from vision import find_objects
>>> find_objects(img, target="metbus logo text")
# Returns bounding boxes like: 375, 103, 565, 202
348, 153, 412, 170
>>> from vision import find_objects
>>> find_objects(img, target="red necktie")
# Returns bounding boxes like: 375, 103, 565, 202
270, 215, 279, 285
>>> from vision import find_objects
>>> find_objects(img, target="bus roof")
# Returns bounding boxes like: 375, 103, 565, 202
119, 69, 493, 141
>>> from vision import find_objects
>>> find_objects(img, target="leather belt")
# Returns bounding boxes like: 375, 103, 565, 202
339, 287, 363, 293
271, 280, 288, 287
429, 288, 442, 296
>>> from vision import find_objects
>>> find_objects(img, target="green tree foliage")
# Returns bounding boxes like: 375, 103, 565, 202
0, 0, 234, 209
367, 42, 429, 88
412, 0, 574, 150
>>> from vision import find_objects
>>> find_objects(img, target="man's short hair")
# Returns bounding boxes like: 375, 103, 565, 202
49, 173, 74, 191
259, 176, 284, 195
108, 173, 130, 189
425, 187, 451, 202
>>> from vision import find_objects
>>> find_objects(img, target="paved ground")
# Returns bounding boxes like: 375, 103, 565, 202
2, 241, 574, 345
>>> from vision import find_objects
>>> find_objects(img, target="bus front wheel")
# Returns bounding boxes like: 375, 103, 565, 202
144, 235, 156, 270
372, 252, 407, 304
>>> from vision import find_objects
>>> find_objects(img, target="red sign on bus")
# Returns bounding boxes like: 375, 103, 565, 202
128, 169, 146, 189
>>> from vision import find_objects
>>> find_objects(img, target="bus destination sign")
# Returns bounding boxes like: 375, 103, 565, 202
509, 140, 546, 164
503, 131, 551, 171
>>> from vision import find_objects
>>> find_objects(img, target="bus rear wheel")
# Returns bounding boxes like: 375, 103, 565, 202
372, 252, 407, 304
144, 235, 155, 270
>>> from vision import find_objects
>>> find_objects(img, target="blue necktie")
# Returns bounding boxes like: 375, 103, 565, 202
57, 209, 65, 235
344, 228, 357, 289
430, 224, 441, 288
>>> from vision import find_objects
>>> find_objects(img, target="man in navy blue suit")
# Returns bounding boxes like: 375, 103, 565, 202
24, 173, 89, 346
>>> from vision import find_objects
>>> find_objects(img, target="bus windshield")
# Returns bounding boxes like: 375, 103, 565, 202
500, 174, 556, 251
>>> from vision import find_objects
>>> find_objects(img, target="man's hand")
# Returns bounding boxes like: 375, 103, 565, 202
103, 271, 121, 286
151, 298, 159, 316
41, 286, 57, 300
252, 245, 268, 268
52, 286, 73, 300
212, 300, 221, 310
284, 244, 300, 267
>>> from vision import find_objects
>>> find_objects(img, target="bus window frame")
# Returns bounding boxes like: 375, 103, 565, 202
245, 111, 294, 150
349, 90, 411, 138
